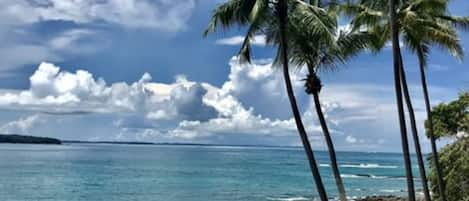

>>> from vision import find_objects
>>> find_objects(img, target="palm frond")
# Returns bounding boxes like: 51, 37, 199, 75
291, 0, 337, 41
239, 10, 272, 63
203, 0, 259, 37
437, 15, 469, 31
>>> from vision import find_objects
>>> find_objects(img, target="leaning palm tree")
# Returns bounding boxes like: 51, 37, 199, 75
292, 26, 373, 201
204, 1, 339, 200
264, 8, 374, 200
301, 1, 380, 200
274, 4, 332, 199
251, 2, 368, 199
341, 1, 469, 200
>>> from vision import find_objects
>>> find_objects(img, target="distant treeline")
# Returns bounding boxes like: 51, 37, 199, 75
63, 140, 155, 145
0, 134, 61, 144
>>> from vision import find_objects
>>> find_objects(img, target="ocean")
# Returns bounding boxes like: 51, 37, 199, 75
0, 143, 426, 201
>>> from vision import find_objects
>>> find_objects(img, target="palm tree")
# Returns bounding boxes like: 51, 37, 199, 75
340, 0, 468, 201
400, 2, 469, 200
302, 1, 381, 200
298, 31, 373, 201
390, 1, 416, 200
341, 0, 416, 199
264, 2, 374, 200
397, 50, 430, 201
271, 11, 373, 200
276, 1, 329, 200
340, 1, 468, 200
300, 2, 345, 201
204, 1, 338, 200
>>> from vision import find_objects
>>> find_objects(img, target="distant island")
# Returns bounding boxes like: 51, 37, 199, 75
0, 134, 61, 145
63, 140, 155, 145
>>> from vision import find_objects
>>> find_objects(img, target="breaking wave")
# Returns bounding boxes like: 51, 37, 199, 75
319, 163, 398, 169
267, 196, 311, 201
340, 174, 400, 179
340, 163, 398, 169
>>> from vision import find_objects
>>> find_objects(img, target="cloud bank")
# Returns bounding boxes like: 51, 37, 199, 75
1, 0, 195, 30
0, 0, 196, 72
0, 57, 452, 151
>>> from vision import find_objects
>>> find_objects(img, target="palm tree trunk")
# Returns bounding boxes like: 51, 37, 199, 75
397, 51, 431, 201
277, 1, 328, 200
389, 0, 416, 200
312, 89, 347, 201
305, 1, 345, 199
417, 49, 447, 201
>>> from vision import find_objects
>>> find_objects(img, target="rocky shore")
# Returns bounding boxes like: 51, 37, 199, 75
355, 195, 424, 201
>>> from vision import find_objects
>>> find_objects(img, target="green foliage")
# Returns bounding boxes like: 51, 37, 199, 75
204, 0, 373, 74
428, 139, 469, 201
340, 0, 468, 67
427, 92, 469, 200
426, 92, 469, 139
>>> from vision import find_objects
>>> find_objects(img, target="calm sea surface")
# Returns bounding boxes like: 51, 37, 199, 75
0, 144, 426, 201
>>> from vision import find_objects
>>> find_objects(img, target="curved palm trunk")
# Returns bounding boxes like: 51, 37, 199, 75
277, 1, 328, 200
397, 52, 431, 201
305, 1, 344, 199
417, 50, 447, 201
389, 1, 416, 200
312, 90, 347, 201
305, 66, 346, 201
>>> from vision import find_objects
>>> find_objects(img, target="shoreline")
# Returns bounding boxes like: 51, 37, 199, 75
355, 195, 425, 201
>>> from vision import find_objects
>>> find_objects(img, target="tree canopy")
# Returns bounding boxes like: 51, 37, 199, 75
426, 92, 469, 139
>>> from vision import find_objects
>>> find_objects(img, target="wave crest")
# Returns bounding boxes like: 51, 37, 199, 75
267, 196, 310, 201
340, 163, 398, 169
340, 174, 390, 179
319, 163, 398, 169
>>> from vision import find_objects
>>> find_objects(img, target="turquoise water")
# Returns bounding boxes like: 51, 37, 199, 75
0, 144, 425, 201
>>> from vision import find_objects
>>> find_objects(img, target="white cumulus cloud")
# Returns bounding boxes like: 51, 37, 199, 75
0, 56, 456, 151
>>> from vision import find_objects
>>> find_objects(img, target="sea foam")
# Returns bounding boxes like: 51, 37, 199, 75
267, 196, 310, 201
319, 163, 398, 169
340, 163, 398, 169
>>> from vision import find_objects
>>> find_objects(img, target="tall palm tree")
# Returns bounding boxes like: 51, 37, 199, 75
270, 11, 373, 201
263, 2, 374, 200
303, 1, 347, 200
400, 2, 469, 200
341, 1, 468, 200
204, 1, 338, 200
397, 50, 430, 201
276, 1, 329, 200
390, 1, 416, 200
341, 0, 417, 199
342, 0, 469, 200
297, 31, 372, 201
302, 1, 378, 200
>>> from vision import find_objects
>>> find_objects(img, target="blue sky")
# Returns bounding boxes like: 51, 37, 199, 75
0, 0, 468, 152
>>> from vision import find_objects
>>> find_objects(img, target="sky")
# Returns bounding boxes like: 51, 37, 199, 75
0, 0, 468, 152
